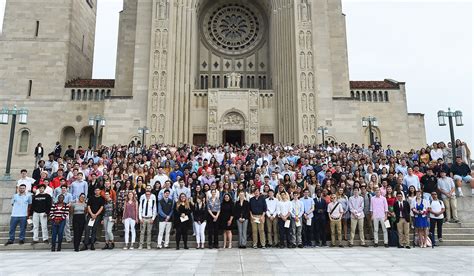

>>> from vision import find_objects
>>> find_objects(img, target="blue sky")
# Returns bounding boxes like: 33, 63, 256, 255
0, 0, 472, 146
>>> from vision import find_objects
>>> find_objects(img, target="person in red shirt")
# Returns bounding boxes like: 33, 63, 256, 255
100, 180, 116, 202
50, 169, 65, 189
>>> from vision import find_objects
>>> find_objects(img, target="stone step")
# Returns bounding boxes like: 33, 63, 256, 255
1, 239, 471, 251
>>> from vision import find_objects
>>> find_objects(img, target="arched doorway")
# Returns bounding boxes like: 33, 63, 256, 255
61, 126, 76, 148
79, 126, 94, 149
220, 110, 246, 145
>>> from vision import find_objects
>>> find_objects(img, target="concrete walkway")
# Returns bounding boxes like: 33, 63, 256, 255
0, 247, 472, 275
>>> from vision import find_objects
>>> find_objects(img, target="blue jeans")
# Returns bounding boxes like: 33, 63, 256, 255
9, 216, 27, 242
51, 220, 66, 248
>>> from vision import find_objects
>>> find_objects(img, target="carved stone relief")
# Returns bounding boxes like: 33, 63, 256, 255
249, 91, 258, 106
306, 31, 312, 49
153, 72, 159, 90
299, 31, 305, 49
307, 52, 313, 69
161, 50, 167, 70
159, 92, 166, 111
300, 73, 307, 91
209, 109, 217, 124
222, 112, 245, 126
308, 93, 315, 112
154, 51, 160, 69
300, 52, 306, 69
308, 72, 314, 90
152, 93, 158, 112
151, 114, 157, 132
250, 109, 258, 124
155, 30, 161, 48
208, 91, 217, 107
158, 114, 165, 132
300, 0, 311, 22
301, 93, 308, 112
159, 71, 167, 91
157, 0, 168, 20
310, 115, 316, 133
303, 135, 309, 145
303, 115, 308, 133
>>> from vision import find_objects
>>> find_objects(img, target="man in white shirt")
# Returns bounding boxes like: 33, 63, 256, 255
277, 192, 292, 248
429, 192, 445, 245
173, 179, 191, 202
138, 187, 157, 250
265, 190, 279, 247
17, 169, 35, 193
151, 167, 170, 187
290, 192, 304, 248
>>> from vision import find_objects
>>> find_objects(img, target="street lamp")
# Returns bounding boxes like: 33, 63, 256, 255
438, 108, 463, 162
137, 126, 150, 147
317, 126, 328, 145
362, 116, 378, 146
0, 105, 28, 180
88, 114, 106, 150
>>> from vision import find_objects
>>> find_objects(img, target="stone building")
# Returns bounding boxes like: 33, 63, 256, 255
0, 0, 426, 171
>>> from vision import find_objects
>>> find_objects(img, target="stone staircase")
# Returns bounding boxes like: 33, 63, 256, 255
0, 180, 473, 250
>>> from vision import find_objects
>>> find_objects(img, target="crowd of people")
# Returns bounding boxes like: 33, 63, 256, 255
5, 139, 473, 252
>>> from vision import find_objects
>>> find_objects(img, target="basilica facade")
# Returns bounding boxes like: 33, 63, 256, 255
0, 0, 426, 170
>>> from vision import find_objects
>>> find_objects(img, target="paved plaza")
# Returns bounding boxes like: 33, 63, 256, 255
0, 247, 472, 275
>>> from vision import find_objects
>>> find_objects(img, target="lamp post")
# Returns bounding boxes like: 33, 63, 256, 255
0, 105, 28, 180
362, 116, 378, 146
88, 115, 106, 150
438, 108, 463, 163
137, 126, 150, 147
317, 126, 328, 145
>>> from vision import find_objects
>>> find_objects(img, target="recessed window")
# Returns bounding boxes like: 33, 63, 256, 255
19, 129, 30, 153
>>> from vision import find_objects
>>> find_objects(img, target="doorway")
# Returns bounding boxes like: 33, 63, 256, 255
223, 130, 244, 145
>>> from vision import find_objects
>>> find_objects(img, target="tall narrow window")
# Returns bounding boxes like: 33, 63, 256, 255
35, 21, 40, 37
19, 130, 29, 153
27, 80, 32, 97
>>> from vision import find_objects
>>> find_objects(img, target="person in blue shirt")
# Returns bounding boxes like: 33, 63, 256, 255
169, 163, 184, 183
70, 172, 88, 201
5, 184, 32, 246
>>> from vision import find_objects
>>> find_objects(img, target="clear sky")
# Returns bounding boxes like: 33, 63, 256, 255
0, 0, 472, 146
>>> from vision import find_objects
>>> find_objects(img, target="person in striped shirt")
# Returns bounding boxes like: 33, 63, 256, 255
49, 194, 69, 252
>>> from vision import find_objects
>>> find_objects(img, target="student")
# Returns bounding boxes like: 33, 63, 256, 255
207, 189, 221, 249
312, 189, 328, 247
123, 191, 138, 250
393, 192, 411, 249
49, 194, 69, 251
30, 184, 52, 245
102, 192, 116, 250
138, 187, 157, 250
157, 189, 174, 249
174, 193, 192, 250
348, 187, 367, 247
234, 191, 250, 248
277, 192, 292, 248
370, 188, 389, 247
70, 193, 87, 252
193, 195, 207, 249
429, 192, 445, 245
220, 193, 234, 249
327, 194, 344, 247
249, 188, 267, 249
413, 190, 430, 248
300, 189, 314, 247
4, 184, 32, 246
82, 188, 104, 251
290, 191, 304, 248
265, 190, 280, 247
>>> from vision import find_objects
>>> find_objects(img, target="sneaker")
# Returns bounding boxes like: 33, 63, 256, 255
405, 246, 411, 249
123, 246, 128, 250
439, 238, 443, 242
157, 245, 162, 249
4, 240, 13, 246
147, 245, 151, 250
297, 244, 304, 248
138, 245, 143, 250
253, 245, 257, 249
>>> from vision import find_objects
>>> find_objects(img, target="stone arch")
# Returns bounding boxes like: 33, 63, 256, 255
60, 126, 76, 149
79, 126, 94, 149
220, 109, 247, 130
364, 126, 382, 145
